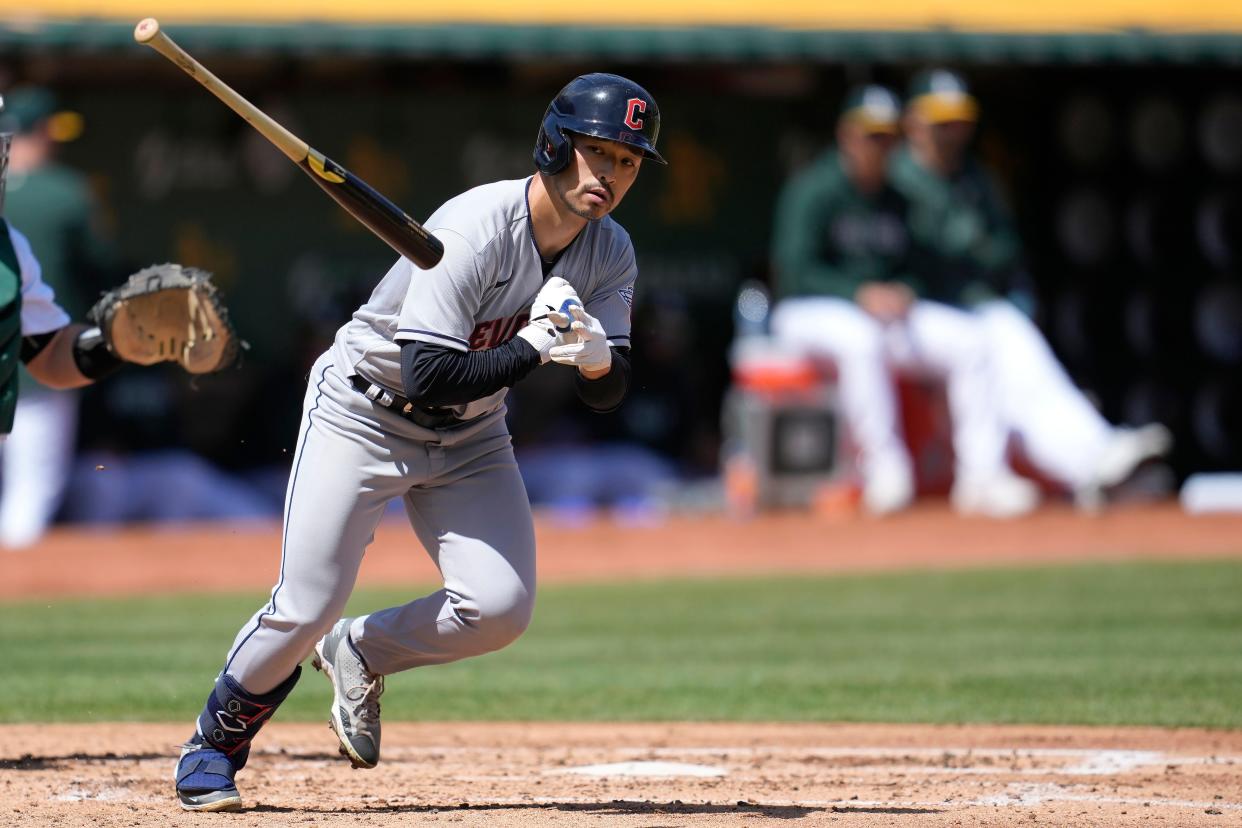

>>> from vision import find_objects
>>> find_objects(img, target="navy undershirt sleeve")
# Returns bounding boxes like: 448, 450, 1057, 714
574, 347, 631, 413
400, 338, 542, 407
401, 340, 632, 411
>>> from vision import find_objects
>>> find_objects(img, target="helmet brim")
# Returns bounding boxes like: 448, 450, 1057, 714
562, 124, 667, 166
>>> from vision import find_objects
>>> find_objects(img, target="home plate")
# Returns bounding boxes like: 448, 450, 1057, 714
556, 761, 728, 778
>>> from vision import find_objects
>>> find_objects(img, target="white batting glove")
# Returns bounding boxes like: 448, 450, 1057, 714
549, 306, 612, 374
515, 318, 559, 363
527, 276, 580, 332
517, 277, 581, 363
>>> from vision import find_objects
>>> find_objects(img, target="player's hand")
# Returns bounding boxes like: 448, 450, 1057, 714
515, 318, 559, 363
549, 305, 612, 376
527, 276, 581, 332
90, 263, 241, 374
517, 277, 581, 363
855, 282, 915, 323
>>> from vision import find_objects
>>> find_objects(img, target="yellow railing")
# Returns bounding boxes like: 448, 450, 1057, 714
8, 0, 1242, 32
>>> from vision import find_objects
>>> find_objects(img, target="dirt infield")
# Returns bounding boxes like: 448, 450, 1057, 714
2, 501, 1241, 599
4, 722, 1242, 826
3, 502, 1241, 825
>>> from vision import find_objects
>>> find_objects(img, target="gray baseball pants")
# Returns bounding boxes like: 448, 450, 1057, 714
221, 352, 536, 694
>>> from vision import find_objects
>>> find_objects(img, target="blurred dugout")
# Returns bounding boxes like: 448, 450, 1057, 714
752, 72, 1172, 518
2, 5, 1242, 521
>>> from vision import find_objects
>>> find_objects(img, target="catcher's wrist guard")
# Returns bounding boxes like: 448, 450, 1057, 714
72, 326, 123, 380
89, 263, 242, 374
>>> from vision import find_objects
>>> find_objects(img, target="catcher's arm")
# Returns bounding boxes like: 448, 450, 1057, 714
21, 323, 111, 389
22, 263, 242, 385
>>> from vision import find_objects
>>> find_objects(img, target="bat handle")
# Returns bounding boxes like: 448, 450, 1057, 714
555, 298, 581, 334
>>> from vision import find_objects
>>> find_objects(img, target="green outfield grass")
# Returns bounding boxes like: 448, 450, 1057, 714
1, 560, 1240, 727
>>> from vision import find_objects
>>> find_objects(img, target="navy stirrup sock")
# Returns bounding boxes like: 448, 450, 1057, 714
195, 666, 301, 769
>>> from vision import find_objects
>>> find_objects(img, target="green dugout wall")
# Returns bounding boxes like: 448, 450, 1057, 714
2, 10, 1240, 479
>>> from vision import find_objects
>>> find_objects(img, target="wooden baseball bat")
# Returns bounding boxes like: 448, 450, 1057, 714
133, 18, 444, 270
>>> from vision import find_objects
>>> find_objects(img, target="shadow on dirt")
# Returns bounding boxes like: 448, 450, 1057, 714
830, 805, 945, 814
0, 748, 358, 771
251, 799, 844, 819
0, 752, 170, 770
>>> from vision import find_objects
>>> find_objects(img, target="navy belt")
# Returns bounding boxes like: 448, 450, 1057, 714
349, 375, 462, 430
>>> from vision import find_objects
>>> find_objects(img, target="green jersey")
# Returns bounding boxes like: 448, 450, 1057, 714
4, 164, 113, 393
0, 219, 23, 433
771, 149, 924, 301
0, 218, 74, 434
888, 147, 1023, 308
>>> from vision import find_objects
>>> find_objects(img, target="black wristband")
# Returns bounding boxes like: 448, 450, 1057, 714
19, 331, 57, 363
574, 347, 631, 413
72, 326, 124, 380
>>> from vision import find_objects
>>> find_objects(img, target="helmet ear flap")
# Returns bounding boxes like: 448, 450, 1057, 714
534, 111, 573, 175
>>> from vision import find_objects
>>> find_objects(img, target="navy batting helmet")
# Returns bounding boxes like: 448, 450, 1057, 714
534, 73, 666, 175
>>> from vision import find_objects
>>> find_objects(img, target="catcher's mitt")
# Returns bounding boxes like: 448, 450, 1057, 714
89, 264, 241, 374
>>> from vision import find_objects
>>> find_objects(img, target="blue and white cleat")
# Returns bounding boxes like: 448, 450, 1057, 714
174, 739, 242, 812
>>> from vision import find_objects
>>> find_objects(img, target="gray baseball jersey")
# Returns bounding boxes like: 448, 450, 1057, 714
221, 175, 640, 693
332, 176, 636, 421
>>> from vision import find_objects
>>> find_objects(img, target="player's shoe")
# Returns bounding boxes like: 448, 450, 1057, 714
174, 738, 242, 812
951, 470, 1040, 519
862, 458, 915, 516
1075, 424, 1173, 510
313, 617, 384, 769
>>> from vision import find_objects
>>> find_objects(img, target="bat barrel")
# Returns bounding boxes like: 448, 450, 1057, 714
302, 152, 445, 269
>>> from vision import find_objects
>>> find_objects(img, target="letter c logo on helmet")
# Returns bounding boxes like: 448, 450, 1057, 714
624, 98, 646, 131
534, 73, 667, 176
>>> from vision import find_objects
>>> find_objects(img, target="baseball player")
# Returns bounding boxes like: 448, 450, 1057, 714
891, 68, 1171, 508
0, 86, 117, 548
0, 95, 234, 446
771, 84, 1037, 517
173, 73, 664, 812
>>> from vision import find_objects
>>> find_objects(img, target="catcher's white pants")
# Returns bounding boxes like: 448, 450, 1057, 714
221, 353, 535, 695
0, 388, 79, 548
771, 297, 1117, 490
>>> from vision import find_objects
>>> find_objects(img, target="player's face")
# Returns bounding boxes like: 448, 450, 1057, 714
905, 113, 974, 173
553, 136, 644, 221
838, 121, 897, 190
930, 119, 975, 161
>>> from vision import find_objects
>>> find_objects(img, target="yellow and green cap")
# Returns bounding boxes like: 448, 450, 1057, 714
906, 69, 979, 124
839, 84, 902, 135
0, 86, 84, 142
